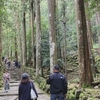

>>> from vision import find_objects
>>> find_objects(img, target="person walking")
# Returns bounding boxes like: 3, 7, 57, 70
2, 69, 11, 92
5, 58, 10, 69
18, 73, 38, 100
46, 65, 68, 100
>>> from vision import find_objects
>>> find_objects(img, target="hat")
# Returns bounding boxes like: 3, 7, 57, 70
21, 73, 29, 80
54, 65, 60, 70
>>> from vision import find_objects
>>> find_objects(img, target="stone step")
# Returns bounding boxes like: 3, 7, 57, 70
0, 68, 50, 100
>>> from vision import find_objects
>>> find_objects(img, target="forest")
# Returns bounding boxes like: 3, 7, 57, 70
0, 0, 100, 100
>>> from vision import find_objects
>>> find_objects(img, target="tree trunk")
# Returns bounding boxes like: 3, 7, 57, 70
31, 0, 35, 67
0, 22, 2, 66
74, 0, 93, 87
22, 12, 27, 66
48, 0, 57, 73
16, 11, 22, 62
21, 0, 27, 66
96, 11, 100, 53
61, 0, 67, 74
85, 2, 95, 76
36, 0, 42, 76
18, 27, 22, 63
15, 36, 18, 61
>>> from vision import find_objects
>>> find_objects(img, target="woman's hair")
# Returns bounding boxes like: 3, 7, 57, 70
21, 78, 30, 83
3, 69, 8, 73
21, 73, 30, 83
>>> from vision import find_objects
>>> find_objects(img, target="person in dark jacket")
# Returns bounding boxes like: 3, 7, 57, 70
46, 65, 68, 100
18, 73, 38, 100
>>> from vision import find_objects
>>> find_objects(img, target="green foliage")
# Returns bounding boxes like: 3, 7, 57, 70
21, 66, 35, 79
94, 55, 100, 68
0, 0, 6, 21
57, 59, 64, 68
58, 0, 77, 52
26, 29, 32, 61
67, 92, 76, 100
66, 53, 78, 69
1, 0, 100, 78
42, 57, 50, 67
35, 76, 48, 92
0, 66, 3, 89
40, 0, 50, 68
72, 78, 79, 83
41, 34, 50, 67
82, 83, 91, 88
79, 93, 88, 100
79, 92, 95, 100
89, 0, 100, 10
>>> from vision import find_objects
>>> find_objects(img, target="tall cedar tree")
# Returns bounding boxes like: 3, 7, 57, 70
74, 0, 93, 87
48, 0, 57, 73
0, 23, 2, 66
36, 0, 42, 76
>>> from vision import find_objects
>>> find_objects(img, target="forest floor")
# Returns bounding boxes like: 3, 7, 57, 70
0, 66, 100, 100
67, 66, 100, 100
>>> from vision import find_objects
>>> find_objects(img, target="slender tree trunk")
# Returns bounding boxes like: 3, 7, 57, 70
48, 0, 57, 73
31, 0, 35, 67
74, 0, 93, 87
15, 10, 23, 63
55, 1, 61, 60
21, 0, 27, 66
26, 12, 32, 64
96, 11, 100, 53
18, 26, 22, 63
20, 34, 23, 63
16, 10, 21, 62
15, 36, 18, 60
36, 0, 42, 76
13, 0, 18, 61
61, 0, 67, 74
22, 12, 27, 66
0, 22, 2, 66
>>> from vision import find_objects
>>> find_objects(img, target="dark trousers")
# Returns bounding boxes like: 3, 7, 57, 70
50, 93, 64, 100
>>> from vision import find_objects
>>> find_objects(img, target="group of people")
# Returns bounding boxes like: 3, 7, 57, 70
3, 64, 68, 100
2, 57, 11, 69
2, 57, 21, 69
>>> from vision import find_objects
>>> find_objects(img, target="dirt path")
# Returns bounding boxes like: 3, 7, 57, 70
0, 68, 50, 100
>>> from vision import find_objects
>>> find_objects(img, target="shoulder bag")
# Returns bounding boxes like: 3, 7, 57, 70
30, 82, 37, 100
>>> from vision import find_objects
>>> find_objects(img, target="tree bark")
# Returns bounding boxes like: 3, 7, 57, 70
31, 0, 35, 67
48, 0, 57, 73
85, 2, 93, 56
85, 2, 95, 76
16, 10, 21, 62
61, 0, 67, 72
0, 22, 2, 66
74, 0, 93, 87
21, 0, 27, 66
96, 11, 100, 53
36, 0, 42, 76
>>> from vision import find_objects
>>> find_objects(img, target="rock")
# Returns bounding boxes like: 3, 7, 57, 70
94, 86, 99, 89
95, 95, 100, 99
92, 81, 100, 86
75, 89, 83, 99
